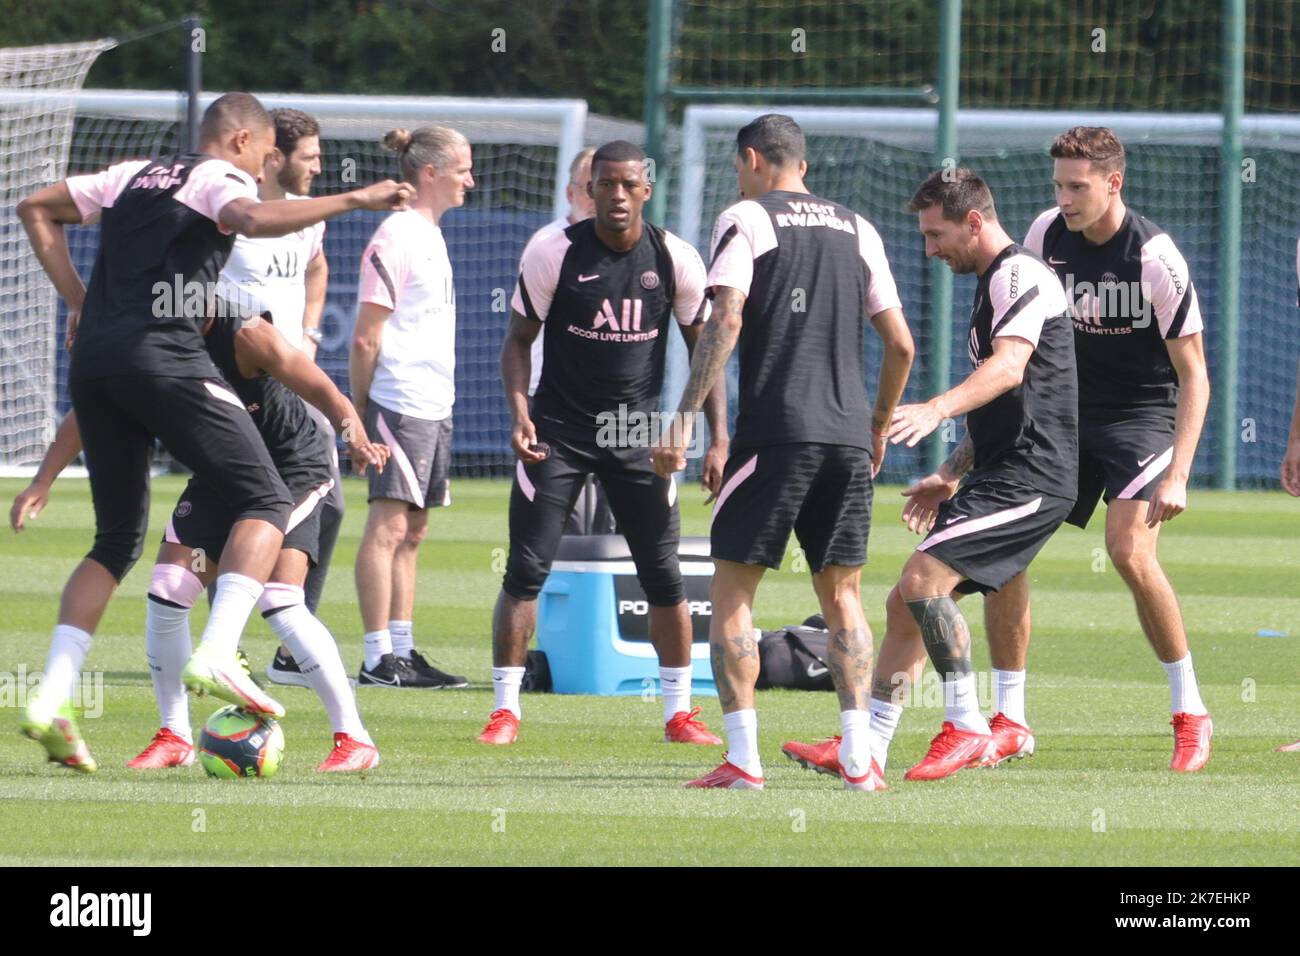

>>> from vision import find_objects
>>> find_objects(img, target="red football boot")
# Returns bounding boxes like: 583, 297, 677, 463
904, 722, 996, 781
988, 712, 1036, 766
1170, 712, 1212, 772
664, 707, 723, 745
684, 758, 765, 790
317, 733, 380, 773
477, 708, 520, 745
782, 735, 843, 778
127, 728, 195, 770
782, 736, 886, 790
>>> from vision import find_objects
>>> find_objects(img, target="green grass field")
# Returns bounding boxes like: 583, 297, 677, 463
1, 475, 1298, 866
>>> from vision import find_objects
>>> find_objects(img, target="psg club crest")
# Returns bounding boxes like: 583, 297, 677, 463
176, 502, 192, 518
640, 271, 660, 290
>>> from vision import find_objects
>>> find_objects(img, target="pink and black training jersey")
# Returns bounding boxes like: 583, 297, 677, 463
965, 243, 1078, 497
706, 190, 902, 452
511, 218, 706, 437
1024, 206, 1203, 415
65, 153, 259, 382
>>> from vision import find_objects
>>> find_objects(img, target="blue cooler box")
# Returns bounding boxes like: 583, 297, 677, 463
536, 535, 715, 696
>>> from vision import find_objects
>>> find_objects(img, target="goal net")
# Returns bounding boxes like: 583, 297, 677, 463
0, 40, 115, 475
677, 105, 1300, 485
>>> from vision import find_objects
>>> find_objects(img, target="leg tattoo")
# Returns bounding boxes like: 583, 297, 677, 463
906, 596, 972, 682
828, 627, 873, 711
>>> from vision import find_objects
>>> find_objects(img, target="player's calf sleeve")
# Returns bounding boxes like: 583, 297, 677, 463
260, 584, 372, 744
38, 624, 94, 717
147, 565, 204, 740
197, 573, 264, 658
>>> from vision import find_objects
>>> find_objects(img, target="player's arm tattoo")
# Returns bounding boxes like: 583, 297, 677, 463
938, 433, 974, 482
906, 596, 972, 681
828, 627, 873, 712
677, 287, 744, 417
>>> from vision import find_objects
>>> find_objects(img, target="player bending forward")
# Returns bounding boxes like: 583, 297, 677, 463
783, 169, 1076, 783
14, 310, 389, 772
13, 92, 409, 770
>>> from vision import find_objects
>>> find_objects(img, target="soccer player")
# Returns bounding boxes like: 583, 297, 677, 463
13, 310, 390, 772
871, 168, 1076, 782
1275, 243, 1300, 753
1025, 127, 1213, 771
351, 126, 472, 689
653, 114, 915, 790
518, 147, 621, 534
212, 107, 345, 687
14, 91, 411, 770
485, 139, 728, 746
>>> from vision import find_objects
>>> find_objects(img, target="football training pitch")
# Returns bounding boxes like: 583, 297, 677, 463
1, 475, 1297, 866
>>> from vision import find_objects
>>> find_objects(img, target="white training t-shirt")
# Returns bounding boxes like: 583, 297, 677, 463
214, 193, 325, 349
357, 209, 456, 421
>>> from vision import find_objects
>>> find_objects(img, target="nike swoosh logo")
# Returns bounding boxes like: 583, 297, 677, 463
1137, 454, 1155, 467
577, 273, 600, 282
661, 678, 678, 684
1048, 257, 1067, 265
366, 671, 399, 686
806, 663, 829, 678
944, 514, 969, 525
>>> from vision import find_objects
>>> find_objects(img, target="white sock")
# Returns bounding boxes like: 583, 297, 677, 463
268, 604, 372, 745
197, 573, 263, 658
492, 666, 525, 718
994, 668, 1027, 725
363, 629, 392, 670
146, 598, 193, 742
389, 619, 414, 659
838, 709, 873, 779
659, 665, 692, 722
869, 698, 903, 772
38, 624, 93, 716
1162, 653, 1208, 716
945, 674, 990, 734
722, 709, 761, 777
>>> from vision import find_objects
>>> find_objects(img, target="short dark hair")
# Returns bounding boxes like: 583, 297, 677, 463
736, 113, 805, 168
270, 108, 320, 158
199, 92, 272, 141
591, 139, 646, 175
908, 167, 998, 222
1050, 126, 1126, 176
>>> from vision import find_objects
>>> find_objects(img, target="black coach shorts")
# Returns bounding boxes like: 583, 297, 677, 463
709, 443, 873, 573
917, 477, 1074, 595
70, 374, 290, 582
365, 401, 452, 511
502, 427, 683, 605
1066, 410, 1176, 528
163, 465, 335, 568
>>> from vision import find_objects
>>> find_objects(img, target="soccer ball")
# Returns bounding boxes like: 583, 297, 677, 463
198, 705, 285, 779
